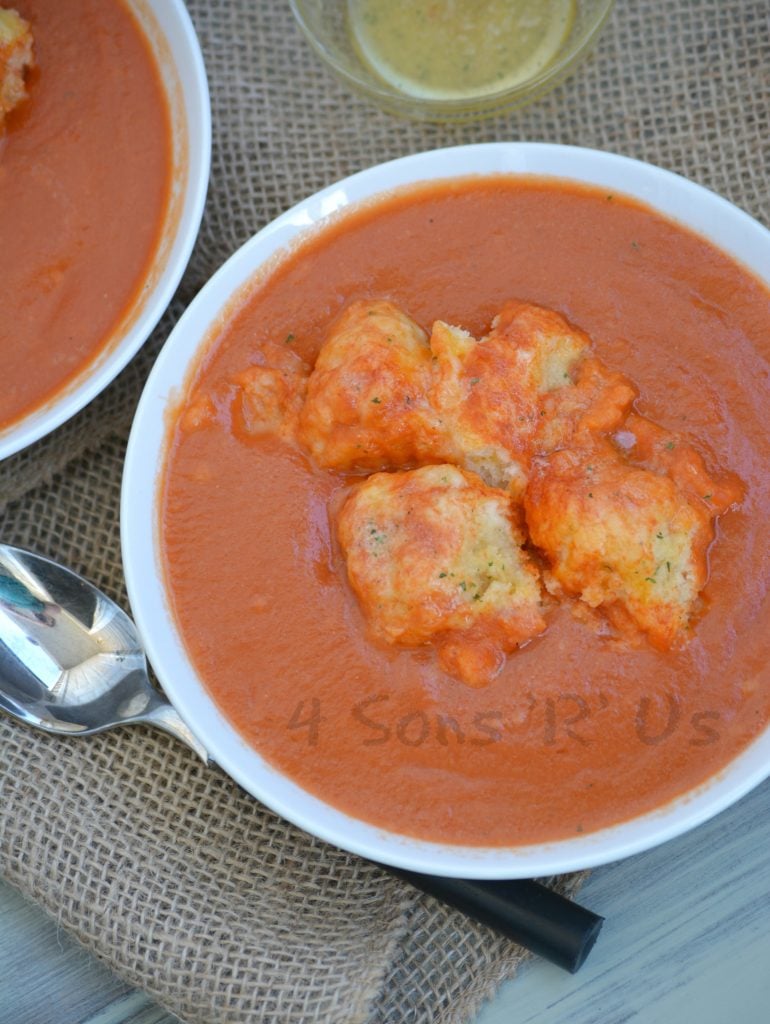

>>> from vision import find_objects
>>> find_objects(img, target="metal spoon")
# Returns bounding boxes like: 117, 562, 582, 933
0, 541, 603, 972
0, 542, 208, 761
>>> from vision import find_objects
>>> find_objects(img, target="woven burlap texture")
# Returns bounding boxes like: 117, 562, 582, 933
1, 1, 768, 1022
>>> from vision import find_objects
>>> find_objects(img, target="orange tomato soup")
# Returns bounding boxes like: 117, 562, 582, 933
0, 0, 171, 429
161, 178, 770, 846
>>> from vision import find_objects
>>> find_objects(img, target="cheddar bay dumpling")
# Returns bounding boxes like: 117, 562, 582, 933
0, 7, 33, 126
338, 464, 546, 686
429, 301, 593, 495
525, 430, 741, 649
298, 299, 444, 472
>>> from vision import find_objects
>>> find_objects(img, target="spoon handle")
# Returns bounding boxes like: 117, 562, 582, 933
387, 867, 603, 973
137, 698, 210, 764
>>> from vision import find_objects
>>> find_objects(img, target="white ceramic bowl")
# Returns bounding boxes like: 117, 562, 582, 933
122, 143, 770, 879
0, 0, 211, 461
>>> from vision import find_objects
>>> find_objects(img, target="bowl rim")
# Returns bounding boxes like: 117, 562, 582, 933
0, 0, 212, 462
122, 142, 770, 879
288, 0, 617, 114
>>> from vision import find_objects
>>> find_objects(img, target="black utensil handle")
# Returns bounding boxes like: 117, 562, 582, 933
388, 868, 603, 974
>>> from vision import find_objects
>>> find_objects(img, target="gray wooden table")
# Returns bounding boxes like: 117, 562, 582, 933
2, 777, 769, 1024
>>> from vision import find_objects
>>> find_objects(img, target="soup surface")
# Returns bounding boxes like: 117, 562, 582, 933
0, 0, 171, 430
161, 177, 770, 846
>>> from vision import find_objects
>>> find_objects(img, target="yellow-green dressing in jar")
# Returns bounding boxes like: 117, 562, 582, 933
348, 0, 576, 101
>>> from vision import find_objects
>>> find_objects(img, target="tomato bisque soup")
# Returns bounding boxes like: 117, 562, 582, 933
161, 177, 770, 846
0, 0, 172, 430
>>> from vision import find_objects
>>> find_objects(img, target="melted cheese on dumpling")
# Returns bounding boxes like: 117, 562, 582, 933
525, 439, 717, 648
298, 299, 444, 472
338, 464, 546, 685
0, 9, 33, 126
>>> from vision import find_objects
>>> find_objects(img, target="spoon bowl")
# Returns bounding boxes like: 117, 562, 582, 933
0, 543, 208, 759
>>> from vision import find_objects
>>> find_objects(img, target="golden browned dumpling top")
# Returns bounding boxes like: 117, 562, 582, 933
337, 464, 546, 686
429, 301, 620, 495
538, 355, 638, 452
298, 299, 444, 473
525, 425, 743, 649
0, 8, 33, 127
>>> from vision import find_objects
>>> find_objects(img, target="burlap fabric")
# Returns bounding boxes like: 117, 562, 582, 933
0, 2, 768, 1021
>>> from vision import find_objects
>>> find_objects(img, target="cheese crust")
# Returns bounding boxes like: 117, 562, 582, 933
338, 464, 546, 685
0, 8, 34, 125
